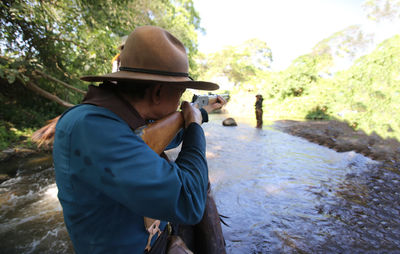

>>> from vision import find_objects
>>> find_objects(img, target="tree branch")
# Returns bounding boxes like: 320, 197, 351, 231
47, 36, 89, 53
18, 77, 74, 108
34, 70, 86, 95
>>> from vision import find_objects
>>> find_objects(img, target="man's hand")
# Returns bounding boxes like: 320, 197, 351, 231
202, 95, 227, 114
181, 101, 202, 128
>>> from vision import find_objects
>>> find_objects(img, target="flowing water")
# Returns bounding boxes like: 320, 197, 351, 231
1, 117, 399, 253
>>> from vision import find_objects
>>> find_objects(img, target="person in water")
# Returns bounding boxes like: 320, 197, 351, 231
111, 35, 128, 73
52, 26, 225, 253
255, 94, 263, 128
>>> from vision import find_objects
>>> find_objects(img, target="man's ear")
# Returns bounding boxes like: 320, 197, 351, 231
150, 84, 162, 104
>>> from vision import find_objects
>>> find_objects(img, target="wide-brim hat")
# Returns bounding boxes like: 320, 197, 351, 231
81, 26, 219, 91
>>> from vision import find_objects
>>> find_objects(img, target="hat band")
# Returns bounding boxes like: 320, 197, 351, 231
119, 67, 193, 80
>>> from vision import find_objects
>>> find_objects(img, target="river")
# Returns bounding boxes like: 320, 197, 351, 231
1, 116, 399, 253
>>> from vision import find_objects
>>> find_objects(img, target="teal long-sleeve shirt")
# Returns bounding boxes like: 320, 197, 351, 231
52, 104, 208, 253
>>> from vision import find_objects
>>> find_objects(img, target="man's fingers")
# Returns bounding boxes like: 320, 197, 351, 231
180, 101, 189, 110
213, 103, 223, 110
180, 100, 202, 128
217, 95, 227, 105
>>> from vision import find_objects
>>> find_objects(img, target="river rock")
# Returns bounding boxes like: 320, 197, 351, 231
222, 118, 237, 126
0, 148, 36, 162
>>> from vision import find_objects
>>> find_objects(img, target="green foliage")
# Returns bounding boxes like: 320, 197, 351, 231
0, 124, 35, 150
195, 0, 400, 143
306, 105, 330, 120
0, 76, 65, 149
363, 0, 400, 22
0, 124, 16, 150
1, 0, 201, 85
351, 102, 368, 112
1, 80, 64, 128
276, 54, 319, 99
219, 32, 400, 142
330, 35, 400, 138
197, 38, 272, 87
0, 0, 202, 149
257, 35, 400, 140
312, 25, 374, 69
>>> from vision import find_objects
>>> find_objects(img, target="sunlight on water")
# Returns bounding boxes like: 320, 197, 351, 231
44, 184, 58, 200
203, 116, 399, 253
1, 116, 400, 253
0, 169, 70, 253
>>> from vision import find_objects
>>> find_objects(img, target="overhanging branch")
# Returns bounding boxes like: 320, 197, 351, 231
18, 76, 74, 108
34, 70, 86, 95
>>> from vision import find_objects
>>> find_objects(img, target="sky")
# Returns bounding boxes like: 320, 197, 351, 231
193, 0, 369, 70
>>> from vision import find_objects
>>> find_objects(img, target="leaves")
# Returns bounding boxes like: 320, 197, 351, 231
1, 0, 202, 103
363, 0, 400, 22
0, 0, 202, 148
198, 39, 272, 86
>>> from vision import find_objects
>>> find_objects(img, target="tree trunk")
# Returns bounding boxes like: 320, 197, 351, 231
21, 77, 74, 108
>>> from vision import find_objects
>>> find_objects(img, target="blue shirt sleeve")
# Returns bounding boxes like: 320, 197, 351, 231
59, 106, 208, 225
165, 108, 208, 150
165, 129, 184, 150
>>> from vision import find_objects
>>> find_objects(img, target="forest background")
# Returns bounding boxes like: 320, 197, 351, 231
0, 0, 399, 150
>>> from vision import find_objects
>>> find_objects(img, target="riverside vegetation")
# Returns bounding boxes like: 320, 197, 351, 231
0, 0, 202, 150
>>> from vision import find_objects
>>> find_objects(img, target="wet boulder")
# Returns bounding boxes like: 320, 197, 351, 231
222, 118, 237, 126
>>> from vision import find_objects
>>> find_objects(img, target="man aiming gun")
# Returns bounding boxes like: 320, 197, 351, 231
51, 26, 226, 253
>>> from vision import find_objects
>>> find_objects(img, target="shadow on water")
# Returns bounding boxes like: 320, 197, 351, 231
1, 115, 399, 253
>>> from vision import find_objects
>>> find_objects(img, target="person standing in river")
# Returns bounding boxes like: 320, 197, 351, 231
111, 35, 128, 73
52, 26, 226, 253
255, 94, 263, 128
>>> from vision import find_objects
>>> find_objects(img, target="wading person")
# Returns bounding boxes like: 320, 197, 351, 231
255, 94, 263, 128
52, 26, 226, 253
111, 35, 128, 73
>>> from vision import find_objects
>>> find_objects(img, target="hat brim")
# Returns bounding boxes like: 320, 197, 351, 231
81, 71, 219, 91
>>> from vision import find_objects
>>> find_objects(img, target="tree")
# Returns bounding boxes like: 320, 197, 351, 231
0, 0, 203, 148
277, 54, 319, 98
198, 38, 272, 87
363, 0, 400, 22
311, 25, 374, 73
331, 34, 400, 137
0, 0, 202, 107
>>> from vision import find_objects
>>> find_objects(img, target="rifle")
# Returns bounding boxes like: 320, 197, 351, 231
191, 94, 229, 109
136, 94, 229, 154
31, 94, 229, 151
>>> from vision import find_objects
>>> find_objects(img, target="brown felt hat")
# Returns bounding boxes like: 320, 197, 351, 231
81, 26, 219, 91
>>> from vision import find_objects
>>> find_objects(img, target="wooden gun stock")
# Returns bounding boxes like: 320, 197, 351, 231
31, 93, 229, 149
136, 111, 184, 154
31, 112, 184, 153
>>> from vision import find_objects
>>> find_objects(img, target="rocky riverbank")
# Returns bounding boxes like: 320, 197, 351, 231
273, 120, 400, 169
0, 147, 52, 182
